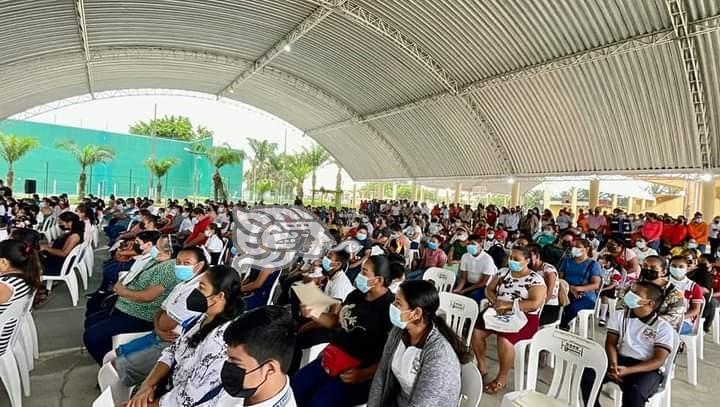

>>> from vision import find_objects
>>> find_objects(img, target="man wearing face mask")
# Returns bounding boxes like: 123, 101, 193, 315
453, 236, 498, 301
616, 256, 685, 330
106, 246, 208, 387
214, 306, 297, 406
687, 212, 709, 254
581, 282, 674, 407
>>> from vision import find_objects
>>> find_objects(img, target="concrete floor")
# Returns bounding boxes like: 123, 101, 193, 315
2, 242, 720, 406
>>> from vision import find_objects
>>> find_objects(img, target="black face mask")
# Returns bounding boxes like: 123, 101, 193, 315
186, 289, 211, 313
640, 267, 660, 281
133, 243, 143, 255
220, 361, 267, 399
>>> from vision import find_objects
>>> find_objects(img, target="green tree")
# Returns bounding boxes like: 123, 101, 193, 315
304, 145, 330, 203
255, 179, 275, 202
204, 144, 245, 201
129, 115, 213, 141
56, 140, 115, 199
0, 134, 39, 188
144, 156, 180, 202
285, 153, 312, 201
247, 138, 278, 201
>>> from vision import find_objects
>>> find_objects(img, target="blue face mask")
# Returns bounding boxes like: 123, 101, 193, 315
508, 259, 523, 272
355, 273, 372, 293
427, 242, 438, 251
389, 304, 408, 329
149, 246, 159, 259
174, 265, 194, 281
322, 256, 333, 272
623, 291, 643, 309
669, 266, 687, 280
466, 244, 479, 256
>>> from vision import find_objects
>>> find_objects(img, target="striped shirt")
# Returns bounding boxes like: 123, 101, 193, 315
0, 274, 30, 352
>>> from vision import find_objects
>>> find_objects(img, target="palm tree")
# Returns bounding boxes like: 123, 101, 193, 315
303, 145, 330, 204
56, 140, 115, 199
0, 134, 39, 189
144, 156, 180, 202
334, 161, 343, 208
286, 154, 312, 200
247, 138, 278, 201
255, 179, 275, 202
205, 143, 245, 201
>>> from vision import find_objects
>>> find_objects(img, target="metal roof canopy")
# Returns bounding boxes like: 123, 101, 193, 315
3, 0, 720, 182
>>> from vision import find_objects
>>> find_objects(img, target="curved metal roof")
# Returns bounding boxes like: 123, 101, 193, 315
2, 0, 720, 181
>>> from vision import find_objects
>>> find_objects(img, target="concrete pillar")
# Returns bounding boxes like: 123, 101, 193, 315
392, 182, 397, 200
701, 179, 716, 218
510, 182, 521, 207
454, 183, 461, 204
445, 189, 450, 203
570, 187, 578, 215
627, 197, 634, 214
411, 182, 418, 201
686, 181, 699, 218
639, 198, 646, 212
419, 186, 425, 202
543, 186, 551, 211
611, 194, 618, 210
589, 179, 600, 209
351, 184, 357, 208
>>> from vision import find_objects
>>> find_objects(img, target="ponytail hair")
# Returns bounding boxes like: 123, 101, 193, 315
187, 265, 246, 348
0, 239, 42, 293
400, 280, 472, 364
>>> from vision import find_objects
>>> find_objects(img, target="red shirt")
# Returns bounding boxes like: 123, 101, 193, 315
494, 228, 508, 243
486, 211, 497, 226
187, 216, 212, 246
670, 224, 688, 246
641, 220, 663, 242
661, 223, 675, 243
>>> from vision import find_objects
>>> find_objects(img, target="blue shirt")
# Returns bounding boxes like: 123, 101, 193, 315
560, 258, 602, 302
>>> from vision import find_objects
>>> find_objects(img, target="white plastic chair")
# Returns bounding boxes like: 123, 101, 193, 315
98, 362, 131, 405
607, 331, 680, 407
84, 239, 95, 277
299, 342, 329, 369
458, 362, 482, 407
93, 387, 115, 407
74, 242, 90, 290
680, 297, 706, 386
41, 243, 84, 306
267, 273, 281, 306
713, 306, 720, 345
111, 331, 152, 350
423, 267, 456, 293
0, 295, 31, 407
438, 292, 479, 348
16, 291, 38, 372
502, 329, 607, 407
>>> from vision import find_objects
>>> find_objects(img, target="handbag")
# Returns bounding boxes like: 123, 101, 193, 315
483, 299, 528, 333
321, 344, 362, 377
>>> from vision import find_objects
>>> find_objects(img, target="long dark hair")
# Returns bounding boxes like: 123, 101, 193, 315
58, 212, 85, 242
400, 280, 472, 364
188, 265, 245, 348
0, 239, 42, 293
365, 255, 392, 287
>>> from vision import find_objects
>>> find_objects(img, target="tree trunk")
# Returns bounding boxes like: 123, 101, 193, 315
213, 169, 225, 201
78, 170, 87, 199
155, 177, 162, 203
296, 181, 304, 200
6, 163, 13, 191
335, 166, 342, 208
311, 170, 317, 204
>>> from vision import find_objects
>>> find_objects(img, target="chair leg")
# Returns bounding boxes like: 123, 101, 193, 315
698, 319, 705, 361
45, 279, 53, 291
67, 273, 79, 307
28, 316, 38, 360
13, 343, 31, 397
686, 339, 697, 386
0, 354, 23, 407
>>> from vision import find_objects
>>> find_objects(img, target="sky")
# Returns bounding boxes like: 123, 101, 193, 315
24, 92, 355, 191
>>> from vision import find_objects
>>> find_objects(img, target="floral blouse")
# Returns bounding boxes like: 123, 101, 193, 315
158, 316, 230, 407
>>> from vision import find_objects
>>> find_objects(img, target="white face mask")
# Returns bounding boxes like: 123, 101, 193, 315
636, 241, 646, 249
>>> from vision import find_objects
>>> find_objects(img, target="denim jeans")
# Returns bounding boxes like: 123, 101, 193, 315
291, 359, 372, 407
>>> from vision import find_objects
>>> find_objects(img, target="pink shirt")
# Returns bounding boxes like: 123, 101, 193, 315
587, 215, 607, 231
420, 249, 447, 269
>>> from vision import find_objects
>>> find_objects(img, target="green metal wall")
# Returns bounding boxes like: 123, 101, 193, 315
0, 119, 244, 200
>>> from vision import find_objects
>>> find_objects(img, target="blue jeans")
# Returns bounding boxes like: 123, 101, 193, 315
406, 268, 425, 281
291, 359, 372, 407
679, 321, 693, 335
83, 308, 154, 364
560, 295, 596, 329
464, 287, 486, 302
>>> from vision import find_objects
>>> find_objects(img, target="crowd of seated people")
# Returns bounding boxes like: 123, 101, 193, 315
6, 188, 720, 407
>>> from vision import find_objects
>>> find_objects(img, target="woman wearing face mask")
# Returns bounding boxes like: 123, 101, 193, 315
447, 227, 469, 265
406, 235, 447, 280
292, 254, 394, 407
127, 265, 245, 407
472, 246, 546, 394
632, 238, 657, 264
527, 244, 561, 326
83, 234, 176, 364
558, 239, 602, 330
203, 223, 224, 265
687, 212, 709, 254
601, 237, 641, 279
35, 211, 84, 306
109, 246, 208, 387
368, 280, 471, 406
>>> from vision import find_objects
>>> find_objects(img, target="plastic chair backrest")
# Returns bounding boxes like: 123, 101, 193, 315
0, 294, 30, 355
525, 328, 608, 406
659, 331, 681, 391
459, 362, 482, 407
423, 267, 456, 293
439, 292, 479, 348
267, 272, 281, 306
92, 387, 115, 407
59, 244, 85, 278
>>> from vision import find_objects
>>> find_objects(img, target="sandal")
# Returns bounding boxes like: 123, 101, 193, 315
483, 380, 507, 394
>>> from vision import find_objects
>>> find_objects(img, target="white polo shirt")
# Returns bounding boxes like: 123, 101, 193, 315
607, 310, 674, 361
214, 376, 296, 407
460, 251, 498, 284
324, 270, 354, 302
161, 272, 204, 333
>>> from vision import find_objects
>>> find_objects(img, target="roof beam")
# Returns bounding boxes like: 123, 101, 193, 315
73, 0, 94, 97
305, 0, 458, 94
460, 96, 515, 174
665, 0, 712, 169
216, 1, 347, 97
306, 13, 720, 136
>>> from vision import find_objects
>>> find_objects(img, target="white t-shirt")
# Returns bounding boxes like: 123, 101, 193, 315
178, 217, 193, 233
632, 247, 658, 263
214, 375, 296, 407
391, 340, 422, 399
538, 263, 559, 306
460, 251, 498, 284
161, 273, 203, 333
404, 225, 422, 242
324, 270, 354, 302
607, 310, 674, 361
205, 234, 224, 253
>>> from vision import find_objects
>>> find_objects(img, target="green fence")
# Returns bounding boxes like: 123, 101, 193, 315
0, 120, 244, 200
